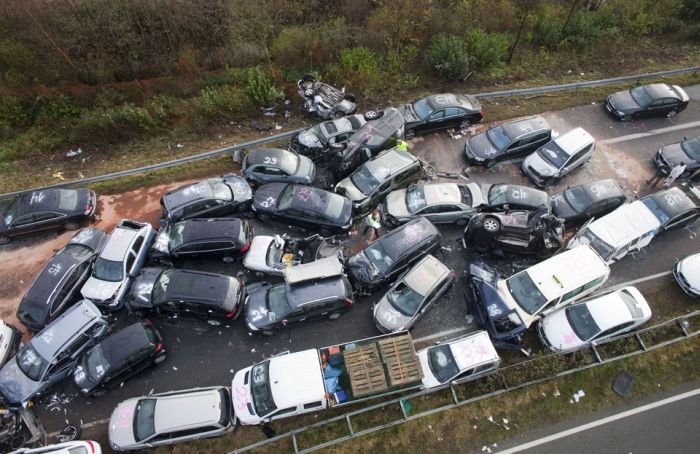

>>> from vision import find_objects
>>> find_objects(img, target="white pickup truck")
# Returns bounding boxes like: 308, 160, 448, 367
232, 331, 499, 425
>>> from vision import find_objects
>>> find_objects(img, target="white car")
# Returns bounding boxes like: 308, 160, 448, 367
538, 286, 652, 352
243, 234, 342, 276
674, 252, 700, 297
0, 319, 19, 367
10, 440, 101, 454
81, 219, 154, 310
417, 331, 500, 389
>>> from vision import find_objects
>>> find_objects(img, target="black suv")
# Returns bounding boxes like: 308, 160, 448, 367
347, 217, 442, 292
463, 207, 565, 257
73, 320, 166, 396
17, 228, 108, 331
150, 218, 253, 264
127, 268, 244, 320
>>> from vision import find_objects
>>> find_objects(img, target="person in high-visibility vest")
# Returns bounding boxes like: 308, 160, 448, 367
396, 139, 408, 152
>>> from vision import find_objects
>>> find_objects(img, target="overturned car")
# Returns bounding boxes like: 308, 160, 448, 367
298, 74, 357, 120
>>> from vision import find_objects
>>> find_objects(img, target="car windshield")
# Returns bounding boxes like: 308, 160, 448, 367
388, 282, 424, 316
275, 185, 296, 210
134, 398, 156, 442
406, 186, 427, 213
251, 361, 277, 416
267, 285, 291, 318
506, 272, 547, 315
629, 86, 653, 108
681, 138, 700, 161
309, 124, 327, 145
565, 304, 601, 341
487, 184, 507, 206
86, 345, 109, 382
487, 126, 511, 151
576, 229, 615, 261
412, 98, 433, 120
364, 242, 394, 274
350, 166, 380, 195
152, 270, 171, 305
537, 141, 568, 168
210, 179, 233, 200
57, 189, 79, 211
169, 223, 186, 249
266, 239, 285, 266
3, 199, 19, 225
92, 257, 123, 282
563, 186, 593, 214
324, 194, 346, 220
58, 244, 93, 261
428, 345, 459, 383
16, 344, 48, 381
641, 197, 671, 225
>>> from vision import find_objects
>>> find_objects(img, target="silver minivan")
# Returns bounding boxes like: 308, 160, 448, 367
521, 127, 596, 187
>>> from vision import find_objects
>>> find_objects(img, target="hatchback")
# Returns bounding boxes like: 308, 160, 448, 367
242, 148, 316, 186
551, 179, 626, 226
522, 127, 596, 187
160, 174, 252, 223
108, 386, 235, 451
73, 320, 166, 396
465, 116, 552, 167
17, 228, 108, 331
372, 255, 454, 333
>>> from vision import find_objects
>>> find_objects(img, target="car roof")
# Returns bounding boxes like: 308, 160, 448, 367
246, 148, 298, 171
588, 201, 661, 247
67, 227, 109, 252
153, 388, 223, 433
287, 276, 349, 308
365, 148, 418, 182
270, 350, 326, 408
16, 188, 85, 216
579, 287, 649, 331
101, 227, 140, 261
179, 218, 243, 243
403, 255, 451, 296
447, 331, 499, 371
518, 245, 608, 301
320, 115, 365, 137
566, 179, 625, 204
645, 83, 681, 100
488, 184, 549, 208
32, 300, 102, 358
99, 322, 152, 368
423, 183, 463, 206
284, 256, 344, 285
426, 93, 475, 110
643, 186, 699, 219
287, 186, 344, 214
164, 270, 233, 304
553, 127, 595, 155
23, 254, 82, 307
501, 116, 550, 140
163, 179, 226, 209
379, 218, 440, 261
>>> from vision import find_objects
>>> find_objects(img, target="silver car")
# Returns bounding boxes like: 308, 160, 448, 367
243, 234, 342, 276
242, 148, 316, 186
80, 219, 154, 310
373, 254, 454, 332
108, 386, 235, 451
382, 182, 484, 227
521, 127, 596, 187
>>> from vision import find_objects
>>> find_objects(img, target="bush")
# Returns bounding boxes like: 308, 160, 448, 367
70, 104, 158, 144
0, 96, 31, 128
530, 4, 564, 49
192, 85, 251, 118
244, 66, 284, 108
428, 34, 471, 81
464, 30, 509, 71
561, 10, 617, 49
36, 94, 82, 123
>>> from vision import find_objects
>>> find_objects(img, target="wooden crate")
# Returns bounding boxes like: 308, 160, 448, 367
344, 344, 388, 397
378, 334, 424, 386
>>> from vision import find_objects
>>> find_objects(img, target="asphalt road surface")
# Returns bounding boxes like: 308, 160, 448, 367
2, 85, 700, 437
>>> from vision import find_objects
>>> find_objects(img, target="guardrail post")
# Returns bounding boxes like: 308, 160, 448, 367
635, 333, 647, 351
450, 384, 460, 404
499, 372, 509, 390
345, 414, 354, 436
399, 399, 409, 419
292, 432, 300, 453
591, 344, 603, 363
678, 318, 690, 337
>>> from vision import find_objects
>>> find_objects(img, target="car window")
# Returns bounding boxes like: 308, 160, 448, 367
35, 212, 62, 222
182, 201, 207, 216
406, 186, 427, 213
387, 282, 424, 316
125, 253, 136, 272
561, 285, 584, 302
666, 211, 697, 228
506, 272, 547, 315
17, 344, 48, 381
304, 401, 323, 410
428, 345, 459, 383
272, 407, 297, 417
134, 399, 157, 442
429, 110, 445, 121
444, 107, 464, 118
630, 86, 652, 108
537, 141, 568, 168
487, 126, 511, 151
93, 257, 123, 282
13, 214, 35, 226
132, 236, 145, 254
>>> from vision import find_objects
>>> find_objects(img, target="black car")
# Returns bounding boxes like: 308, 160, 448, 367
150, 218, 253, 264
0, 188, 97, 244
464, 116, 552, 168
241, 148, 316, 186
641, 183, 700, 231
401, 93, 482, 139
347, 217, 442, 292
160, 174, 252, 224
551, 179, 627, 226
654, 136, 700, 179
463, 207, 564, 257
288, 114, 367, 161
127, 268, 244, 320
252, 183, 353, 236
16, 227, 109, 331
330, 107, 406, 179
245, 258, 354, 335
73, 321, 166, 396
605, 83, 689, 121
481, 183, 550, 212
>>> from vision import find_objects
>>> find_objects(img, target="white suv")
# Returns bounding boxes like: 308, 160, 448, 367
81, 219, 154, 310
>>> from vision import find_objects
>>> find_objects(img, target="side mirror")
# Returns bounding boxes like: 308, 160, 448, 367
503, 204, 510, 211
363, 148, 372, 159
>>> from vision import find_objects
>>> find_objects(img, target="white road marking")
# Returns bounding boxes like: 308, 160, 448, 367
497, 387, 700, 453
413, 326, 470, 344
606, 270, 672, 291
600, 120, 700, 145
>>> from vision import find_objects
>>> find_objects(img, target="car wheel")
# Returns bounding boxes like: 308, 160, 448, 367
328, 312, 341, 320
405, 129, 415, 140
64, 221, 80, 231
92, 389, 108, 398
667, 110, 678, 118
482, 216, 501, 233
344, 94, 356, 103
474, 241, 491, 253
222, 255, 235, 264
364, 110, 379, 121
333, 111, 345, 119
621, 114, 632, 122
458, 119, 471, 130
485, 159, 497, 169
262, 329, 275, 336
0, 235, 10, 245
154, 354, 167, 365
456, 217, 469, 226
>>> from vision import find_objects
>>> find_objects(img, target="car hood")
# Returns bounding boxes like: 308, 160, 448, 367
467, 133, 500, 160
297, 130, 323, 149
373, 296, 413, 332
232, 366, 259, 424
679, 254, 700, 294
73, 359, 100, 394
659, 143, 688, 167
296, 155, 316, 182
126, 269, 161, 310
551, 194, 577, 220
418, 349, 442, 389
0, 358, 40, 405
539, 309, 583, 351
81, 277, 122, 303
252, 183, 286, 211
243, 236, 278, 275
385, 190, 411, 218
523, 152, 556, 177
225, 175, 254, 203
335, 178, 366, 203
608, 91, 640, 113
347, 253, 379, 286
108, 399, 139, 450
400, 104, 419, 123
245, 285, 278, 330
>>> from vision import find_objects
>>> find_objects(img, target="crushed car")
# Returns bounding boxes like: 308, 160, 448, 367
297, 74, 357, 120
243, 233, 343, 276
288, 114, 367, 161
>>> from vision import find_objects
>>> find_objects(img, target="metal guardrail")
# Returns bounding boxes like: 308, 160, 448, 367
228, 310, 700, 453
2, 65, 699, 200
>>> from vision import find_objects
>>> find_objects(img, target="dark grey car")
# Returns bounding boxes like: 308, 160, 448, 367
0, 299, 108, 405
288, 114, 367, 160
465, 116, 552, 167
654, 136, 700, 178
242, 148, 316, 186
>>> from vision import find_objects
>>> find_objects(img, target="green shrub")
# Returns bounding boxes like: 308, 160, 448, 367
0, 96, 31, 128
192, 85, 251, 118
530, 4, 564, 49
37, 95, 82, 122
464, 30, 509, 71
338, 47, 381, 80
0, 39, 40, 88
428, 34, 471, 81
561, 10, 617, 49
197, 68, 248, 89
244, 66, 284, 108
70, 103, 158, 144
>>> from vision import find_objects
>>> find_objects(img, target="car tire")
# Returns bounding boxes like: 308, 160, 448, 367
621, 114, 632, 122
262, 329, 275, 336
482, 216, 501, 233
344, 94, 356, 103
474, 241, 491, 253
0, 235, 10, 245
257, 213, 271, 222
222, 255, 235, 264
364, 110, 381, 121
405, 129, 415, 140
667, 110, 678, 118
458, 119, 471, 130
456, 217, 469, 226
64, 221, 80, 231
328, 312, 341, 320
333, 111, 345, 119
154, 354, 167, 365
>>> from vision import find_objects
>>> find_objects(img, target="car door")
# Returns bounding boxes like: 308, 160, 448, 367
422, 109, 446, 133
52, 261, 91, 318
645, 98, 672, 117
664, 210, 699, 230
562, 147, 589, 177
442, 107, 466, 129
33, 212, 66, 231
10, 214, 46, 236
593, 321, 636, 343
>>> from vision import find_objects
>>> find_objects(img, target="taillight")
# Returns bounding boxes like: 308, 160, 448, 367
240, 241, 250, 253
345, 298, 353, 308
86, 441, 96, 453
226, 306, 239, 319
156, 343, 163, 352
450, 271, 456, 280
480, 109, 484, 117
85, 200, 94, 215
